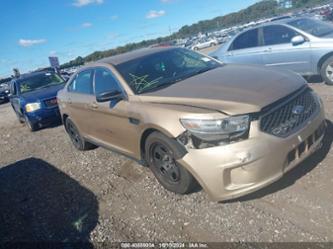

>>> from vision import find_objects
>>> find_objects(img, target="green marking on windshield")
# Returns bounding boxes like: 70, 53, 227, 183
20, 84, 32, 93
129, 73, 163, 93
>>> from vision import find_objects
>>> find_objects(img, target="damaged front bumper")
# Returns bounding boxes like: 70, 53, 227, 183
177, 107, 326, 201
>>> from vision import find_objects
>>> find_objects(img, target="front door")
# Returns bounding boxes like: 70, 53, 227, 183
262, 25, 312, 74
88, 67, 139, 157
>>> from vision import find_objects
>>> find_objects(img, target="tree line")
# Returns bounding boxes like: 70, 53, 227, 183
60, 0, 330, 69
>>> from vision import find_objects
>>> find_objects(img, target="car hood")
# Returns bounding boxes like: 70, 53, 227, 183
139, 64, 305, 115
20, 84, 65, 102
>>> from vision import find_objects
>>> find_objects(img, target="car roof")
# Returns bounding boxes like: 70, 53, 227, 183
97, 46, 176, 66
257, 17, 308, 28
230, 17, 310, 38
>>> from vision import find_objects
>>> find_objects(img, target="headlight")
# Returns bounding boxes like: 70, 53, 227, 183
180, 115, 250, 142
5, 90, 9, 94
25, 102, 41, 112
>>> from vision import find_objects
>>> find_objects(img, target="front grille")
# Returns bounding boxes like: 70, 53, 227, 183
287, 121, 326, 165
260, 88, 319, 137
44, 97, 58, 108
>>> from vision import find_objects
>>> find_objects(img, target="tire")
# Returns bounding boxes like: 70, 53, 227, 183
145, 132, 198, 195
65, 118, 97, 151
210, 43, 216, 47
320, 56, 333, 85
24, 114, 38, 132
11, 105, 25, 124
16, 112, 25, 124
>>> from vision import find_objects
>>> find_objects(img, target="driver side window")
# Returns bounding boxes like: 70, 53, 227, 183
263, 25, 299, 46
94, 68, 122, 95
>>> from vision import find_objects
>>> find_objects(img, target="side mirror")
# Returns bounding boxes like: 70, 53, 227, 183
96, 90, 123, 103
291, 35, 305, 46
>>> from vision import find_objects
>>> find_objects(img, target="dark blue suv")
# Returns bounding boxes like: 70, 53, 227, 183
10, 71, 66, 131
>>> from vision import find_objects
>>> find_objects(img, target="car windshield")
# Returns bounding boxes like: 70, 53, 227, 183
19, 72, 65, 94
288, 18, 333, 37
115, 48, 221, 94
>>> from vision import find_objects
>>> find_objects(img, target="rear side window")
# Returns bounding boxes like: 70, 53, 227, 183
94, 68, 122, 95
263, 25, 298, 46
230, 29, 259, 50
68, 70, 93, 94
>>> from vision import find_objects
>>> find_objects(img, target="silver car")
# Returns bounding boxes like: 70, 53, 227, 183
211, 17, 333, 85
191, 38, 218, 50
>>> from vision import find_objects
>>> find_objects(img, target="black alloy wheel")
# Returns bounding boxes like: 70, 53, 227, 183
65, 118, 97, 151
145, 132, 198, 195
66, 119, 83, 150
150, 142, 181, 184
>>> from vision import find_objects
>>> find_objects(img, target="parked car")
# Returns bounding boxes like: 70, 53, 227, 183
216, 35, 231, 44
191, 38, 218, 50
211, 17, 333, 85
57, 47, 326, 201
10, 70, 65, 131
0, 83, 10, 104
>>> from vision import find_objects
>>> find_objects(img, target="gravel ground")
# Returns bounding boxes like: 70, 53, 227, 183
0, 81, 332, 243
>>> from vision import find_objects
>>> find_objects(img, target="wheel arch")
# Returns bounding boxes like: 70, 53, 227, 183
317, 52, 333, 73
62, 113, 69, 130
139, 127, 187, 164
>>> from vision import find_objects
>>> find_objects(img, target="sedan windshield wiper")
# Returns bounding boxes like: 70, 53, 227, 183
192, 65, 220, 76
139, 81, 177, 94
34, 82, 64, 90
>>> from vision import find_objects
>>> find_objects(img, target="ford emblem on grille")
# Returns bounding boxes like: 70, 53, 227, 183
292, 105, 304, 115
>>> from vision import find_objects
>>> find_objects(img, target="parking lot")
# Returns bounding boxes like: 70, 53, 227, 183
0, 78, 332, 242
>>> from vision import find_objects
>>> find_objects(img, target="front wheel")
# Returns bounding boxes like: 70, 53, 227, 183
24, 115, 38, 132
145, 132, 198, 194
15, 111, 25, 124
320, 56, 333, 85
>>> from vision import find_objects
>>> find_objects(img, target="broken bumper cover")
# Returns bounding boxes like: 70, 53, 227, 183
177, 106, 326, 201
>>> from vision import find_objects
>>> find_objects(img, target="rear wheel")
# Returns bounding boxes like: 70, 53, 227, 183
65, 118, 97, 151
145, 132, 198, 194
320, 56, 333, 85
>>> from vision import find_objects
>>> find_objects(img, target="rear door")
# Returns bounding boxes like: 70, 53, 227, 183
261, 25, 312, 74
66, 69, 96, 135
224, 28, 264, 65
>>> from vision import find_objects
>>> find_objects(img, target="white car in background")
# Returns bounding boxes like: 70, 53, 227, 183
191, 38, 218, 50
